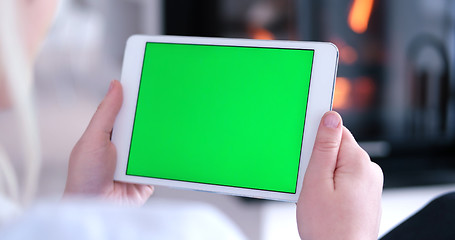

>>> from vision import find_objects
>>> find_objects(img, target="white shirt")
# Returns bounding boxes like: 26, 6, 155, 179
0, 199, 247, 240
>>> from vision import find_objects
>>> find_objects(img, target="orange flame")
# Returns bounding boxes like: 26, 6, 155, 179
249, 27, 275, 40
348, 0, 374, 34
333, 77, 352, 109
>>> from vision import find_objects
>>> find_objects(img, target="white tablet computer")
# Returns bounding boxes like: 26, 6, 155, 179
112, 35, 338, 202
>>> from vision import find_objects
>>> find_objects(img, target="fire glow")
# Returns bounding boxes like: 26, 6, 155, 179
348, 0, 374, 34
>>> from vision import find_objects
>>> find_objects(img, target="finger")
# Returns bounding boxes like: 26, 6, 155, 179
136, 184, 155, 199
85, 80, 123, 138
303, 111, 343, 189
337, 127, 371, 171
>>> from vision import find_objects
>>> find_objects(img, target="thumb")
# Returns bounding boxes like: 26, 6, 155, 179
85, 80, 123, 139
303, 111, 343, 190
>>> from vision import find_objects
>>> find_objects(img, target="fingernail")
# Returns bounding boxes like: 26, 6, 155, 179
108, 80, 115, 93
323, 112, 341, 128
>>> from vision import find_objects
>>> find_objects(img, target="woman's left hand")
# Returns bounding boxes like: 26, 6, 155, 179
63, 80, 154, 206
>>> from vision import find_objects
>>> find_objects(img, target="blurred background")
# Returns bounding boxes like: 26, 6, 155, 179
1, 0, 453, 239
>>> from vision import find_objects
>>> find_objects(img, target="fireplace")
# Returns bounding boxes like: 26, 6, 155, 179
163, 0, 455, 187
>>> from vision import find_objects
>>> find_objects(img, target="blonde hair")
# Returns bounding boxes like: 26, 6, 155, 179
0, 0, 41, 207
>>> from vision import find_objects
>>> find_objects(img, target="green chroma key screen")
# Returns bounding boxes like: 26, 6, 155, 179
126, 42, 314, 193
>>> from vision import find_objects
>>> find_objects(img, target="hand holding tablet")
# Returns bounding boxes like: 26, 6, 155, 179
112, 35, 339, 202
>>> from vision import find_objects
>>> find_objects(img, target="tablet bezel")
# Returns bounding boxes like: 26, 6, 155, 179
112, 35, 338, 202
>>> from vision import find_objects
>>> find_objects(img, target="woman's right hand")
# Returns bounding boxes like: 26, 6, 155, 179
296, 111, 383, 240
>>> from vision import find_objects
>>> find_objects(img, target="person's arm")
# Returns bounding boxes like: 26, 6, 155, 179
63, 80, 154, 206
297, 111, 383, 240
